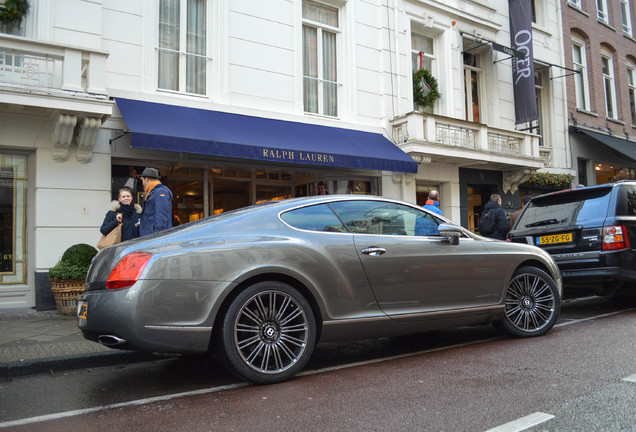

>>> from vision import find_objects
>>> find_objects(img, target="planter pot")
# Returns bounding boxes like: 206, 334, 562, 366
50, 280, 85, 316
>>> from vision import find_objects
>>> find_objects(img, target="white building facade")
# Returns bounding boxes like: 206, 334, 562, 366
0, 0, 570, 310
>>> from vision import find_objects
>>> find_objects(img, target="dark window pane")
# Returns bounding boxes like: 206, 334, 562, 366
280, 204, 345, 232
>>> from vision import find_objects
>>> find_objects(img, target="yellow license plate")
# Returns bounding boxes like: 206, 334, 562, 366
536, 233, 573, 245
78, 301, 87, 326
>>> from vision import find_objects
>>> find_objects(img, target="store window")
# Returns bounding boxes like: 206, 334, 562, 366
112, 164, 377, 223
158, 0, 207, 95
302, 1, 340, 117
0, 154, 27, 285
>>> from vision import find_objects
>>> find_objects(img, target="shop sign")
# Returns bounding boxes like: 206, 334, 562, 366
262, 148, 336, 164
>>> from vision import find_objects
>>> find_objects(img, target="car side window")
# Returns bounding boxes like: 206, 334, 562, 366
622, 187, 636, 216
280, 204, 346, 232
329, 201, 440, 236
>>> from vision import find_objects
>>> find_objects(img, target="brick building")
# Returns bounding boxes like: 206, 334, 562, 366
562, 0, 636, 185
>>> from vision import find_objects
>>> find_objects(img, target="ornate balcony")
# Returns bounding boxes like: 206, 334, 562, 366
391, 112, 545, 173
0, 34, 113, 161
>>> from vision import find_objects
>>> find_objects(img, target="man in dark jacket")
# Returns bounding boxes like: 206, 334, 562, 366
481, 194, 509, 240
139, 167, 173, 236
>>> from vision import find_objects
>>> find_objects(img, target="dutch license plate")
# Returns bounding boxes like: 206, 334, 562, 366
536, 232, 573, 245
77, 301, 87, 327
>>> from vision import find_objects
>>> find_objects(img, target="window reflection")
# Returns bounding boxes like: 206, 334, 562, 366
0, 154, 27, 284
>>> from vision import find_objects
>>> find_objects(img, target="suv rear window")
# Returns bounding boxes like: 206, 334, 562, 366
516, 188, 612, 229
616, 186, 636, 216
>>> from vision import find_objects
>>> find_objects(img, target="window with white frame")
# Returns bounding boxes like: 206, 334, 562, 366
621, 0, 633, 36
463, 51, 481, 123
411, 32, 437, 111
572, 41, 590, 111
597, 0, 609, 23
157, 0, 207, 95
568, 0, 582, 8
0, 0, 27, 36
602, 54, 618, 119
302, 1, 340, 117
521, 67, 546, 146
411, 33, 435, 71
628, 66, 636, 124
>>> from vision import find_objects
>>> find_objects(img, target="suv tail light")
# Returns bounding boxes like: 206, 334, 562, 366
601, 225, 631, 251
106, 252, 152, 290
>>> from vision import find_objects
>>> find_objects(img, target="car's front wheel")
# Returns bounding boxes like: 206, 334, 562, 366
497, 266, 560, 338
217, 281, 316, 384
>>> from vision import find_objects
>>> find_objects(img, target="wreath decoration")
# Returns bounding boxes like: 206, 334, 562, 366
0, 0, 29, 25
413, 68, 441, 108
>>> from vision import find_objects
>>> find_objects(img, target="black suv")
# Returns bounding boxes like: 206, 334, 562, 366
508, 182, 636, 294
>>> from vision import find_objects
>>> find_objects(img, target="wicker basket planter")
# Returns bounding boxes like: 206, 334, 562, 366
50, 280, 85, 316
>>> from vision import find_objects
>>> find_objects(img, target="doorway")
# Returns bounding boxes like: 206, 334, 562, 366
467, 184, 496, 232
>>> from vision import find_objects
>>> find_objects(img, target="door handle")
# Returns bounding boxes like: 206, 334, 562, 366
361, 247, 386, 256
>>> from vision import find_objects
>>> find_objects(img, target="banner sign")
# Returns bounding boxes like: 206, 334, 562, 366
509, 0, 538, 124
492, 42, 524, 59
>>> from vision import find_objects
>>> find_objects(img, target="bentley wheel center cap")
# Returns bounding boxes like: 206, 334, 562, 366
262, 323, 279, 341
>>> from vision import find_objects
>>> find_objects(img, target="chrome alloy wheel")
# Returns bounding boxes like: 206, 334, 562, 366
234, 290, 310, 374
505, 272, 556, 332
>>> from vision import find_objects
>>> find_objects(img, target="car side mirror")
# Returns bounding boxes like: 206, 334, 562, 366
438, 223, 462, 246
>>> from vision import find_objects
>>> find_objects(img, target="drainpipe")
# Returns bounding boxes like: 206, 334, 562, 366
401, 173, 406, 200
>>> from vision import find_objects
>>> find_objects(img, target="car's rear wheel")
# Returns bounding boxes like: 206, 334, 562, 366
217, 281, 316, 384
497, 266, 560, 338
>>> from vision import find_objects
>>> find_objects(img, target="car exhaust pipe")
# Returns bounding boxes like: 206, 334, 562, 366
97, 335, 127, 346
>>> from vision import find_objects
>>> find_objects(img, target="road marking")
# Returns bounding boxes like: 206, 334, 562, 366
484, 412, 554, 432
298, 337, 503, 377
623, 373, 636, 383
0, 382, 249, 429
555, 308, 633, 328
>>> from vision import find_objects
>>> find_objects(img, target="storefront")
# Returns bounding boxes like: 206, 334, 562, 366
0, 153, 28, 308
108, 98, 419, 220
111, 163, 378, 225
572, 128, 636, 187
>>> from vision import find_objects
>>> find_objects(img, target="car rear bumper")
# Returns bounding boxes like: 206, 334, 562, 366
77, 281, 223, 354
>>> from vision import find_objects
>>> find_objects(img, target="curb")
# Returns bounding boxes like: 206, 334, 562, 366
0, 350, 158, 381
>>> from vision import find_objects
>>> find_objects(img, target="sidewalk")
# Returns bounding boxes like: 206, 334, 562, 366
0, 310, 154, 380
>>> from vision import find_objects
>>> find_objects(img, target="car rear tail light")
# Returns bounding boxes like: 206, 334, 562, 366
601, 225, 631, 251
106, 252, 152, 290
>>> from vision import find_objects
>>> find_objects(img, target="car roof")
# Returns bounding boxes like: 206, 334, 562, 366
530, 182, 626, 203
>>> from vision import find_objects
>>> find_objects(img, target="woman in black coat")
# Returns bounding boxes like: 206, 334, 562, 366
100, 187, 142, 242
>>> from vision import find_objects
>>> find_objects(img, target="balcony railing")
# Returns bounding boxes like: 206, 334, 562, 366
0, 34, 108, 97
391, 112, 542, 162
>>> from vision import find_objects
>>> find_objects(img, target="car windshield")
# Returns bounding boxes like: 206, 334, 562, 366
517, 189, 612, 228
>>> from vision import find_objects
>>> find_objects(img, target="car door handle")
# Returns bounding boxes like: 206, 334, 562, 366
361, 247, 386, 256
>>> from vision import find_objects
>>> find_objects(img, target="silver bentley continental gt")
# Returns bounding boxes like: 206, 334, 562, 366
78, 195, 562, 384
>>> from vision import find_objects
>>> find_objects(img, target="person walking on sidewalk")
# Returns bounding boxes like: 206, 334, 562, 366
100, 186, 142, 242
423, 190, 442, 215
479, 194, 509, 240
139, 167, 173, 236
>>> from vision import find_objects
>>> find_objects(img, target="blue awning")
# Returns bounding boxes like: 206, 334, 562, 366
115, 98, 418, 173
